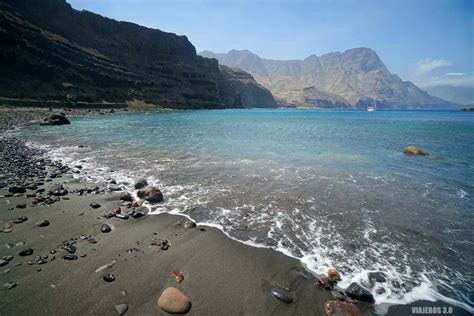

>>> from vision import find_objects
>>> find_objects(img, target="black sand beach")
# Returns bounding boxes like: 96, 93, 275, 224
0, 107, 470, 315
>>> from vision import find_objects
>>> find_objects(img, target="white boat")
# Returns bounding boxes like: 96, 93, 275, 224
367, 98, 376, 112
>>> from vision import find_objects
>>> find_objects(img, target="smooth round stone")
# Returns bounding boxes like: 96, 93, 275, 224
270, 287, 294, 304
327, 268, 341, 281
101, 224, 112, 233
36, 220, 50, 227
115, 303, 128, 315
0, 259, 9, 267
345, 282, 375, 303
158, 287, 191, 313
16, 203, 26, 209
134, 178, 148, 189
19, 248, 34, 256
119, 192, 133, 201
90, 203, 101, 209
103, 273, 116, 282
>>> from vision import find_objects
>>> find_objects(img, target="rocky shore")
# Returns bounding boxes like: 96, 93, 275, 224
0, 108, 470, 315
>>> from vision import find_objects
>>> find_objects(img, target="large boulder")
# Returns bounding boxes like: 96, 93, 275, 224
40, 114, 71, 126
157, 287, 191, 314
144, 186, 163, 203
403, 146, 429, 156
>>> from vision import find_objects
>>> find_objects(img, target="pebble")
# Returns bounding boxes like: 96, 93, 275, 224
119, 192, 133, 202
63, 244, 76, 254
157, 287, 191, 314
170, 271, 184, 284
36, 220, 50, 227
115, 303, 128, 315
19, 248, 34, 256
327, 268, 341, 281
3, 228, 12, 233
134, 178, 148, 189
3, 282, 17, 290
368, 272, 387, 285
62, 254, 78, 260
101, 224, 112, 233
13, 216, 28, 224
115, 214, 129, 220
16, 203, 27, 209
0, 259, 9, 267
90, 203, 101, 209
270, 286, 294, 304
184, 220, 196, 229
318, 276, 335, 290
103, 273, 116, 282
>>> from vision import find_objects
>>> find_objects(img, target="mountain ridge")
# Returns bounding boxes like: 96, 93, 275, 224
0, 0, 276, 109
200, 49, 456, 109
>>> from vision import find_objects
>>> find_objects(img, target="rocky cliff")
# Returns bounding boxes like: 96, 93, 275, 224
200, 49, 454, 109
218, 65, 276, 108
0, 0, 276, 109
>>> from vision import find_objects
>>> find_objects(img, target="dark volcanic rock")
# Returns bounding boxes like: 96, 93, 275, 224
119, 192, 133, 202
345, 282, 375, 303
49, 185, 68, 196
90, 203, 101, 209
101, 223, 112, 233
134, 178, 148, 189
369, 272, 387, 286
270, 286, 294, 304
40, 114, 71, 126
8, 186, 26, 194
103, 273, 116, 282
0, 1, 276, 109
144, 186, 163, 203
19, 248, 34, 256
35, 220, 50, 227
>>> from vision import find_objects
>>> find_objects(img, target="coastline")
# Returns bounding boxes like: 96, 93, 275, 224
0, 108, 471, 315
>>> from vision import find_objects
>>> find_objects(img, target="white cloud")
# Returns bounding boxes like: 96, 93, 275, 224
418, 72, 474, 88
415, 58, 452, 74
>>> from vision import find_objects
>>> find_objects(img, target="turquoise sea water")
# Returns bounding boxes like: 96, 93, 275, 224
19, 109, 473, 311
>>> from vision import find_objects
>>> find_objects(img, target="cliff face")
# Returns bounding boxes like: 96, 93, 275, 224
218, 65, 276, 108
0, 0, 276, 109
200, 49, 454, 109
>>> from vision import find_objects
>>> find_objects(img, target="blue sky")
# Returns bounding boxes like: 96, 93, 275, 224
68, 0, 472, 87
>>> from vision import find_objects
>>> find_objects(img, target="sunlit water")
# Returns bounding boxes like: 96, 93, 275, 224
18, 109, 473, 311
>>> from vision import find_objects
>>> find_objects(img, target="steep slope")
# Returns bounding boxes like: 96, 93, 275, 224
0, 0, 276, 109
423, 85, 474, 105
200, 49, 454, 109
218, 65, 276, 108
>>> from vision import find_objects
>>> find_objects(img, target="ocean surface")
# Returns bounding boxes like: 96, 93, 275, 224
18, 109, 473, 312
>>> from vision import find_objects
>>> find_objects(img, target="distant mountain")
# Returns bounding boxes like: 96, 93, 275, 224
200, 49, 457, 109
422, 85, 473, 106
0, 0, 276, 109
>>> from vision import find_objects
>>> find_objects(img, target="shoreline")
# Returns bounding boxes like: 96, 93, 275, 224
0, 107, 471, 315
